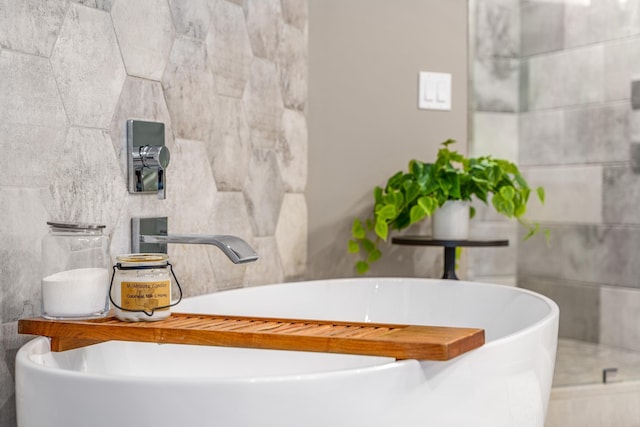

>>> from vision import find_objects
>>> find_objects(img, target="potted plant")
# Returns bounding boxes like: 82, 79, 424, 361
348, 139, 545, 274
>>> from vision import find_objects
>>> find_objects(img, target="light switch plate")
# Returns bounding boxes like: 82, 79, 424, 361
418, 71, 452, 111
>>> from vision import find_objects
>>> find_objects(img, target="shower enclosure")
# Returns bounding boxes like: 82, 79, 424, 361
469, 0, 640, 423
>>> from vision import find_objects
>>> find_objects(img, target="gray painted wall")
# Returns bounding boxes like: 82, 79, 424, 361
307, 0, 469, 279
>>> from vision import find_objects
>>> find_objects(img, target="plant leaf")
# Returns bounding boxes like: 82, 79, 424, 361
361, 238, 375, 253
449, 173, 461, 199
365, 218, 375, 230
410, 159, 424, 177
352, 219, 366, 239
503, 199, 515, 216
409, 204, 427, 224
393, 211, 411, 230
537, 186, 545, 204
355, 261, 369, 275
347, 240, 359, 253
376, 204, 397, 220
417, 196, 437, 215
514, 174, 529, 189
374, 218, 389, 240
373, 186, 383, 204
492, 194, 515, 217
403, 181, 419, 203
386, 171, 404, 190
367, 249, 382, 263
499, 185, 516, 200
442, 138, 456, 147
523, 223, 540, 240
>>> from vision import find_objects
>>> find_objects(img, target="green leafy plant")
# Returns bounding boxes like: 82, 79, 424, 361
348, 139, 546, 274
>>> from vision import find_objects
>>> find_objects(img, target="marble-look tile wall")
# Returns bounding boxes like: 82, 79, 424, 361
0, 1, 308, 424
472, 0, 640, 354
516, 0, 640, 352
468, 0, 520, 285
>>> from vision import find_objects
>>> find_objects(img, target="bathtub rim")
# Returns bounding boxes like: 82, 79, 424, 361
16, 277, 558, 383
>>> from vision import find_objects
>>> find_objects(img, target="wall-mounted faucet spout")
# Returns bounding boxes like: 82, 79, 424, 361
131, 217, 258, 264
140, 234, 258, 264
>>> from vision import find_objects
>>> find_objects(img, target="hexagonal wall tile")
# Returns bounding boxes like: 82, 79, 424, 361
111, 0, 174, 81
109, 141, 215, 262
278, 23, 308, 111
71, 0, 112, 11
47, 127, 127, 228
275, 193, 307, 278
0, 0, 67, 57
0, 50, 67, 127
109, 193, 170, 263
243, 58, 284, 149
0, 340, 16, 416
0, 50, 68, 189
50, 4, 126, 129
1, 123, 67, 188
244, 0, 282, 60
168, 244, 217, 298
0, 187, 50, 322
166, 138, 218, 233
208, 192, 254, 289
109, 76, 175, 180
207, 96, 252, 191
277, 109, 307, 192
207, 0, 253, 98
243, 149, 284, 236
210, 192, 254, 239
281, 0, 308, 32
162, 36, 217, 142
244, 236, 284, 286
168, 0, 211, 40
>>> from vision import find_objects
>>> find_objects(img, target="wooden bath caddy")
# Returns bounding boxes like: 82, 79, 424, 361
18, 313, 484, 360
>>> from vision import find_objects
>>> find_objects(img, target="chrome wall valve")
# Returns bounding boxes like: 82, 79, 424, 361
127, 120, 170, 200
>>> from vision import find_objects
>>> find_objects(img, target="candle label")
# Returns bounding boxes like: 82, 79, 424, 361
120, 280, 170, 312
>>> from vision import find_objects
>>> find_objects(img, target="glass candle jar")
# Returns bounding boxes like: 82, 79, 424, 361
41, 222, 110, 319
110, 254, 182, 322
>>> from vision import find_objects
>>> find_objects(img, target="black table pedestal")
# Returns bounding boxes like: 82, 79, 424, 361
442, 246, 459, 280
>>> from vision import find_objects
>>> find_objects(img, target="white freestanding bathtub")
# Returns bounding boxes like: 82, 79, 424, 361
16, 278, 558, 427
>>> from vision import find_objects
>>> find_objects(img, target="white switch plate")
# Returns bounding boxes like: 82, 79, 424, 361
418, 71, 452, 111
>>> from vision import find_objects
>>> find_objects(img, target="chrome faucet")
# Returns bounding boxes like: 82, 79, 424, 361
131, 217, 258, 264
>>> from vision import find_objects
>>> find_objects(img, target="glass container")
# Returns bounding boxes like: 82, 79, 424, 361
41, 221, 110, 319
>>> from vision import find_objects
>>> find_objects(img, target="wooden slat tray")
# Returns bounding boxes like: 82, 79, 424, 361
18, 313, 484, 360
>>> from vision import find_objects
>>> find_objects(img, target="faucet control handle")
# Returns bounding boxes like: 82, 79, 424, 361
127, 120, 170, 200
134, 145, 170, 170
132, 145, 170, 200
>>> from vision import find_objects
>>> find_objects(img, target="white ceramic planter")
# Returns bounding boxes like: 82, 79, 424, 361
431, 200, 470, 240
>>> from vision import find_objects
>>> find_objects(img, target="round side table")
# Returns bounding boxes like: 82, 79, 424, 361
391, 236, 509, 280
